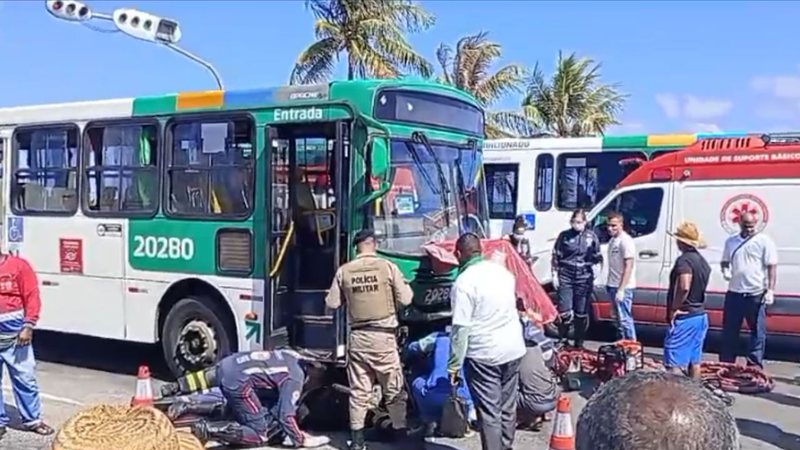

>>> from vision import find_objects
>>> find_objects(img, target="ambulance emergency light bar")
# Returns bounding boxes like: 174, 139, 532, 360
761, 132, 800, 145
45, 0, 91, 21
113, 8, 182, 44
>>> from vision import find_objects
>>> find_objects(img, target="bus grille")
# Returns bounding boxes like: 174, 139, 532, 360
216, 229, 253, 274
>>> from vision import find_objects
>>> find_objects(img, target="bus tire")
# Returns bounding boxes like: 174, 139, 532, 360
161, 296, 234, 377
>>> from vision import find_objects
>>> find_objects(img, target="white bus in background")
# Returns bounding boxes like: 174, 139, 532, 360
483, 132, 748, 283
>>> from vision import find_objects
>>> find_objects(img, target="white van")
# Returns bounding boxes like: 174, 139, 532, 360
573, 135, 800, 336
483, 133, 743, 282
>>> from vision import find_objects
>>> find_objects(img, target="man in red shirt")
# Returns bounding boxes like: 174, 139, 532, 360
0, 253, 53, 439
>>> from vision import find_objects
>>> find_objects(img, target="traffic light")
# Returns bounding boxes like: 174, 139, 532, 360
112, 8, 182, 44
45, 0, 92, 22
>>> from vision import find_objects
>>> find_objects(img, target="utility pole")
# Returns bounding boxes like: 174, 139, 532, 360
44, 0, 224, 90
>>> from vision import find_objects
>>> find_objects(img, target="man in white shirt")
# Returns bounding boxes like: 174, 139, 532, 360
448, 233, 526, 450
604, 212, 638, 341
719, 212, 777, 368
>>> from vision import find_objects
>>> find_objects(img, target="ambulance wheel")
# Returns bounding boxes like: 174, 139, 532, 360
162, 296, 234, 377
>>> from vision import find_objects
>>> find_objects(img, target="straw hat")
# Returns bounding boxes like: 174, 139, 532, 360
52, 405, 204, 450
667, 222, 706, 249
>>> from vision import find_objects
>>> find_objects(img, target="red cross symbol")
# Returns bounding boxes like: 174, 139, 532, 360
729, 201, 759, 224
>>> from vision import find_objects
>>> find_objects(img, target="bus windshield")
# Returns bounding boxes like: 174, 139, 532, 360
373, 139, 488, 254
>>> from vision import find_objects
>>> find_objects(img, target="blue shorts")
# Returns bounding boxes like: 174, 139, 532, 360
664, 312, 709, 369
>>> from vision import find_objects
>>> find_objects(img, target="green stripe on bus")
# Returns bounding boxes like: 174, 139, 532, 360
602, 135, 649, 149
133, 95, 177, 117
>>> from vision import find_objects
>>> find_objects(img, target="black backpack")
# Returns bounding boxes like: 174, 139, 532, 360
438, 386, 470, 438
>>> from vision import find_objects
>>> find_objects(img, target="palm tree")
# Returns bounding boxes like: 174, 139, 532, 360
290, 0, 434, 84
435, 32, 525, 138
522, 51, 627, 137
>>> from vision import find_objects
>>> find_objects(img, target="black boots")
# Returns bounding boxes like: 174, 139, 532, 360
573, 314, 589, 348
166, 397, 225, 421
349, 429, 366, 450
191, 420, 256, 445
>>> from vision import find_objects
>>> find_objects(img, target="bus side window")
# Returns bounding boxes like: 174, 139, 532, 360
165, 117, 255, 219
485, 163, 518, 220
534, 153, 554, 211
651, 150, 674, 160
555, 151, 646, 211
593, 187, 665, 243
83, 122, 159, 216
11, 126, 79, 215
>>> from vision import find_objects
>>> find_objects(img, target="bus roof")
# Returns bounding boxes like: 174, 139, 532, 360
618, 134, 800, 189
0, 78, 480, 128
484, 132, 751, 152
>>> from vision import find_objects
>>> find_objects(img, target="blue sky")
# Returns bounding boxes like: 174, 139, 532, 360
1, 0, 799, 134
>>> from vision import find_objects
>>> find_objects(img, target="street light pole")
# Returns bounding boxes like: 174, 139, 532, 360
163, 43, 224, 91
44, 0, 224, 90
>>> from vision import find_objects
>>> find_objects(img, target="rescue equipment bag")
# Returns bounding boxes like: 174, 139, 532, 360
438, 386, 470, 438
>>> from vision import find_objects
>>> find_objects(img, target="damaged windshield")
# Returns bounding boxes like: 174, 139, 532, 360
372, 139, 488, 255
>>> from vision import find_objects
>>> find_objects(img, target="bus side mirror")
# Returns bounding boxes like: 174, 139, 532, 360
357, 135, 391, 207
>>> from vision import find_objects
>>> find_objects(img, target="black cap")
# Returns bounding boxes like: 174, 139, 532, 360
353, 229, 376, 246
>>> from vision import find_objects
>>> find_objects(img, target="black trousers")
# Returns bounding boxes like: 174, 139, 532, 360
464, 357, 522, 450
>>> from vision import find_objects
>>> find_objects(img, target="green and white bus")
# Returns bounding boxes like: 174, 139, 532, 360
0, 79, 489, 377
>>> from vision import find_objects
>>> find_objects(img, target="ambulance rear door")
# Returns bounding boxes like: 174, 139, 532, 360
677, 179, 800, 334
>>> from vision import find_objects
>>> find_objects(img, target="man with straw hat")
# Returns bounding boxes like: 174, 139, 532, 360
664, 222, 711, 380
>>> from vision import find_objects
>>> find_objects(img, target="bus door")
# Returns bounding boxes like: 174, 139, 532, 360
265, 121, 349, 362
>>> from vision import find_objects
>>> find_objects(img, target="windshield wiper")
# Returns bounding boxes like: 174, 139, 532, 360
412, 131, 451, 227
454, 139, 480, 234
403, 141, 440, 196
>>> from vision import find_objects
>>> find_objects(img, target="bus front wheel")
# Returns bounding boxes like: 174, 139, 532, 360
161, 296, 234, 377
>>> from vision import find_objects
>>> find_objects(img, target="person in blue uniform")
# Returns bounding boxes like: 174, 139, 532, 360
406, 329, 476, 436
162, 349, 329, 448
551, 209, 603, 348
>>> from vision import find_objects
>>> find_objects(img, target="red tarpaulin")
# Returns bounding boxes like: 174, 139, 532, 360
422, 239, 558, 326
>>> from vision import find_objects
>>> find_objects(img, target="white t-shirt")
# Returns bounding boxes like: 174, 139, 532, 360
722, 233, 778, 294
606, 232, 637, 289
451, 260, 526, 366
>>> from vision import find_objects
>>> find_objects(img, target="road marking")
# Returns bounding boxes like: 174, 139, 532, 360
2, 386, 84, 407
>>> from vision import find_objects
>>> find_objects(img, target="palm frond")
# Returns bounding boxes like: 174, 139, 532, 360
435, 43, 453, 85
436, 31, 523, 106
295, 0, 434, 81
373, 28, 433, 77
521, 51, 627, 137
474, 64, 524, 105
290, 37, 341, 85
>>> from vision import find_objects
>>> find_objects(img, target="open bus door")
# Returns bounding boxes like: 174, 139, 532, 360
265, 121, 350, 363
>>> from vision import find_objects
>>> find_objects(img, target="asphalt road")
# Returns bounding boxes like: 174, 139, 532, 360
1, 327, 799, 450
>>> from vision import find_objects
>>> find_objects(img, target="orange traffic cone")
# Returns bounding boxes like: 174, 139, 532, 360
131, 365, 155, 407
549, 394, 575, 450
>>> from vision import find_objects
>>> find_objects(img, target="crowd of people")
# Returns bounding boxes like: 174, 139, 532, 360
137, 209, 773, 449
549, 208, 775, 376
0, 202, 773, 449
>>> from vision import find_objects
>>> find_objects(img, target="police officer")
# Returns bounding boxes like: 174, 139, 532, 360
161, 349, 329, 448
325, 229, 414, 450
552, 209, 602, 348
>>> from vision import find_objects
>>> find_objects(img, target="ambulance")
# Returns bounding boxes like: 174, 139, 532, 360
581, 134, 800, 335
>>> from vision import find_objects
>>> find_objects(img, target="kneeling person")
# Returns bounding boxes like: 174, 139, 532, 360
161, 350, 329, 448
518, 311, 558, 430
406, 330, 476, 437
665, 223, 711, 379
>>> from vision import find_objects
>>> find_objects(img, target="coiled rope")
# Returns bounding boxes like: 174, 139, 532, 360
52, 405, 204, 450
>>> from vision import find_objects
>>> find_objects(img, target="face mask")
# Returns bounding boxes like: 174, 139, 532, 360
514, 228, 525, 236
572, 222, 586, 232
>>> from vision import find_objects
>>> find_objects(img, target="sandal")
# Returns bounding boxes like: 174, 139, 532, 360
24, 423, 54, 436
